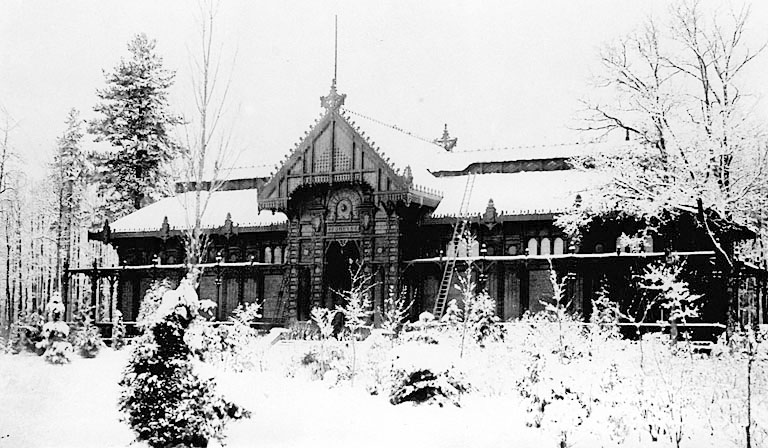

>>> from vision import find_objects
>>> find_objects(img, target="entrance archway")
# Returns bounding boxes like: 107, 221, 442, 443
324, 240, 360, 308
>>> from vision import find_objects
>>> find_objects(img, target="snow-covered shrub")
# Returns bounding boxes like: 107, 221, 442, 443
71, 309, 104, 358
119, 274, 250, 448
361, 330, 394, 395
10, 310, 45, 354
135, 278, 175, 329
285, 319, 320, 340
380, 285, 413, 338
389, 342, 470, 407
467, 290, 505, 346
189, 303, 262, 371
112, 310, 127, 350
36, 293, 74, 364
402, 311, 442, 345
638, 261, 701, 341
522, 310, 589, 361
296, 343, 351, 384
310, 307, 338, 340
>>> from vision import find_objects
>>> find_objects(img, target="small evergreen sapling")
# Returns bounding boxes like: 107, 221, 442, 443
36, 293, 74, 364
11, 310, 45, 355
71, 309, 104, 358
112, 310, 127, 350
119, 274, 250, 448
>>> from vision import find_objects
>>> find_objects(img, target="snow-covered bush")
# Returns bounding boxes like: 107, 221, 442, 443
467, 290, 505, 346
380, 285, 413, 338
135, 278, 175, 329
361, 330, 394, 395
119, 274, 250, 448
10, 310, 45, 354
310, 307, 338, 340
36, 293, 74, 364
389, 342, 470, 407
402, 311, 442, 345
334, 263, 375, 385
112, 310, 126, 350
439, 267, 505, 354
71, 309, 104, 358
296, 343, 351, 385
188, 303, 261, 371
516, 355, 592, 431
637, 261, 701, 343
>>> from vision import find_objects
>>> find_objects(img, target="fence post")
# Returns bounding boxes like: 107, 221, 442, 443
90, 260, 98, 321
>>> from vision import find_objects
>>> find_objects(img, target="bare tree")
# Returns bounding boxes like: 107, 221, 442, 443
174, 0, 238, 274
563, 0, 768, 332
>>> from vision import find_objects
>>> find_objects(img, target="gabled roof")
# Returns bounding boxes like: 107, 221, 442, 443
431, 170, 608, 218
111, 189, 287, 234
257, 84, 445, 212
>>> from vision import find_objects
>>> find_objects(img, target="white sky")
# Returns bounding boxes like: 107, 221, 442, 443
1, 0, 767, 177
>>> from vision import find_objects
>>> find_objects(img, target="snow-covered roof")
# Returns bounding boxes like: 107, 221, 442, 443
216, 164, 273, 181
111, 189, 287, 233
430, 141, 621, 172
431, 170, 608, 217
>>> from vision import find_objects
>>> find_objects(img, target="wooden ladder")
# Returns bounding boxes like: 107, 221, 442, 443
272, 219, 297, 324
432, 174, 476, 318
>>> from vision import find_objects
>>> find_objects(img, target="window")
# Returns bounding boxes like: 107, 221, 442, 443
527, 238, 538, 255
540, 237, 551, 255
553, 237, 565, 255
274, 247, 283, 264
264, 247, 273, 264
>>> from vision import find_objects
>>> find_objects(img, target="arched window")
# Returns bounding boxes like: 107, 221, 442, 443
527, 238, 538, 256
540, 237, 551, 255
264, 247, 273, 264
274, 247, 283, 265
553, 237, 565, 255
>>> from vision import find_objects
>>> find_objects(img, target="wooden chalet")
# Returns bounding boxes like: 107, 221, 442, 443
76, 80, 768, 332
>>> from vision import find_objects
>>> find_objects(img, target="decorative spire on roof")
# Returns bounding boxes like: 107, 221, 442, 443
403, 165, 414, 187
434, 123, 457, 152
483, 198, 498, 228
321, 16, 346, 113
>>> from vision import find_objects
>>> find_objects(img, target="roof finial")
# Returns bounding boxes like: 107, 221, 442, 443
434, 123, 458, 151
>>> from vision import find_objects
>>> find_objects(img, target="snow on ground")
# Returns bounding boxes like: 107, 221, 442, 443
0, 344, 548, 448
1, 333, 766, 448
0, 349, 134, 448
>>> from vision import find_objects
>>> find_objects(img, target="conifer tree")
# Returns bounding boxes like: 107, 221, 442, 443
90, 33, 181, 216
52, 108, 88, 296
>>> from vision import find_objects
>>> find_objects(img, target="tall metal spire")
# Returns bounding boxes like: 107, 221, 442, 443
334, 15, 338, 84
321, 15, 346, 113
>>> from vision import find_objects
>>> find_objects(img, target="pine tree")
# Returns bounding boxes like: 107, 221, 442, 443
52, 108, 88, 300
119, 274, 249, 447
90, 33, 181, 216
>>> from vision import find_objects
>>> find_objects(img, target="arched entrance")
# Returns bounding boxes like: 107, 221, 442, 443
324, 240, 360, 307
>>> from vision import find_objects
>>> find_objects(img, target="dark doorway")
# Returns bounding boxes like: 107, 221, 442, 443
297, 267, 312, 321
324, 240, 360, 308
